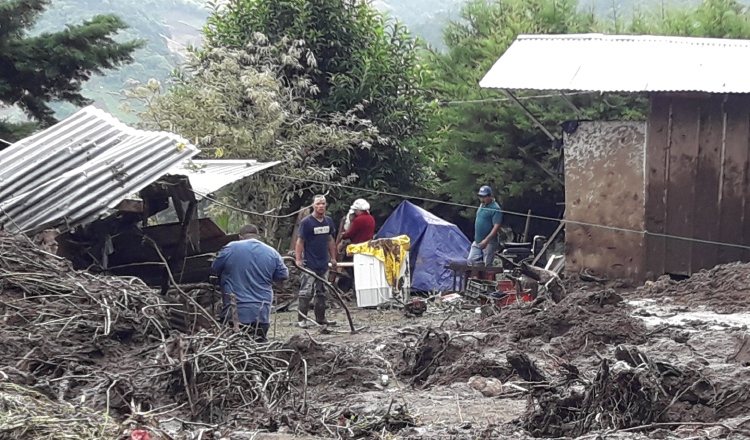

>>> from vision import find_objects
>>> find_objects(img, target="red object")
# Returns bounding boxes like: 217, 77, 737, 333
494, 280, 533, 307
342, 212, 375, 244
130, 430, 151, 440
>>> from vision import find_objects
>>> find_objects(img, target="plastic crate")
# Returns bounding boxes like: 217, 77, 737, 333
465, 279, 497, 299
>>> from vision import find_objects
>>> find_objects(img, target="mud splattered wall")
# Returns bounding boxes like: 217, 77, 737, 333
563, 121, 647, 281
646, 94, 750, 277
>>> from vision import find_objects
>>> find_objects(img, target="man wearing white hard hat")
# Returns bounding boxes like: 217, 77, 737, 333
468, 185, 503, 266
341, 199, 375, 245
337, 199, 376, 292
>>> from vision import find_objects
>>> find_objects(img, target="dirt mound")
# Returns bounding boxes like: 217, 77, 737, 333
479, 289, 649, 357
633, 262, 750, 313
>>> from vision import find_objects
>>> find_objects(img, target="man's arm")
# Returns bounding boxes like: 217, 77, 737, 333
479, 205, 503, 248
295, 237, 304, 267
479, 223, 502, 248
328, 235, 338, 267
211, 245, 230, 274
273, 253, 290, 281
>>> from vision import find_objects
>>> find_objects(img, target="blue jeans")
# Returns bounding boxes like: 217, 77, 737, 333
468, 241, 499, 267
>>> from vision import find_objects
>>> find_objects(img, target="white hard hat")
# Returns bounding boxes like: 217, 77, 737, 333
351, 199, 370, 211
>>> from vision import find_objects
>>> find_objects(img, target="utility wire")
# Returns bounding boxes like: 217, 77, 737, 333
438, 91, 597, 106
191, 189, 321, 219
264, 173, 750, 251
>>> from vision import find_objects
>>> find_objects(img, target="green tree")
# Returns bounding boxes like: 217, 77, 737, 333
0, 0, 142, 141
204, 0, 436, 216
426, 0, 606, 230
127, 34, 378, 240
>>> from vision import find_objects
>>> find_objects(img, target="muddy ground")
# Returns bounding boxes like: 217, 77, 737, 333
2, 231, 750, 439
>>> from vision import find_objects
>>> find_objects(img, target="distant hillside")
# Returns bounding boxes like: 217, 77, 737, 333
20, 0, 731, 123
32, 0, 209, 121
373, 0, 464, 49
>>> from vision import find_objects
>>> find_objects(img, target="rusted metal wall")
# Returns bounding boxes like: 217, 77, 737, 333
563, 121, 647, 281
645, 94, 750, 277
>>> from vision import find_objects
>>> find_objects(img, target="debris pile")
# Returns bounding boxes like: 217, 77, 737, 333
0, 232, 171, 410
479, 288, 649, 356
0, 382, 119, 440
520, 345, 750, 438
634, 262, 750, 313
0, 232, 301, 434
5, 228, 750, 439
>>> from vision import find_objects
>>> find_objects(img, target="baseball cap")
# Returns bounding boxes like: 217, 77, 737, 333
477, 185, 492, 196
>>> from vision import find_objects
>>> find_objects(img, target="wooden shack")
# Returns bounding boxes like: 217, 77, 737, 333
480, 34, 750, 281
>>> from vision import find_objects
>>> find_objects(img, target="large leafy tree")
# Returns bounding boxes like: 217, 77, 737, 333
203, 0, 436, 216
426, 0, 606, 231
128, 35, 379, 239
0, 0, 142, 142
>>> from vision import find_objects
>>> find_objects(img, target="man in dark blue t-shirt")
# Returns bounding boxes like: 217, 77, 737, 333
295, 194, 338, 327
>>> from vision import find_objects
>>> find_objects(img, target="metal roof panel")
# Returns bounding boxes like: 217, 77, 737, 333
479, 34, 750, 93
166, 159, 282, 198
0, 106, 199, 234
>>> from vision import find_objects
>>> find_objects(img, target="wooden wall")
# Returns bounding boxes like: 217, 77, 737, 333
645, 93, 750, 277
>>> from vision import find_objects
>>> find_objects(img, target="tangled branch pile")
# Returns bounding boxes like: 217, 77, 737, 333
0, 232, 303, 431
521, 345, 750, 438
0, 382, 119, 440
0, 232, 171, 410
153, 331, 299, 424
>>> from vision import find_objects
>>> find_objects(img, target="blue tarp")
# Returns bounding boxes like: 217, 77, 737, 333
376, 201, 471, 292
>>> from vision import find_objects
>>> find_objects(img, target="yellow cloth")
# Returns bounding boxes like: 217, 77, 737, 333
347, 235, 410, 286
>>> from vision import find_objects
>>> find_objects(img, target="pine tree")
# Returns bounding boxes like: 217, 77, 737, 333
0, 0, 142, 142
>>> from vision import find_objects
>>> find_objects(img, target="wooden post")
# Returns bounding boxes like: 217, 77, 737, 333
532, 220, 565, 266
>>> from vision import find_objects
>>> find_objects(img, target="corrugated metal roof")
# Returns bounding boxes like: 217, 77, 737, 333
479, 33, 750, 93
166, 159, 282, 199
0, 106, 199, 235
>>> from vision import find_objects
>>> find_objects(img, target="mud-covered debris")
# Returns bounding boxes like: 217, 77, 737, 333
521, 345, 750, 438
634, 262, 750, 313
479, 289, 648, 356
468, 376, 505, 397
0, 382, 119, 440
507, 351, 547, 383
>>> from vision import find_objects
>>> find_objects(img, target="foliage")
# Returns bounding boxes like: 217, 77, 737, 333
425, 0, 610, 230
203, 0, 436, 218
0, 0, 142, 141
127, 34, 379, 240
1, 0, 211, 126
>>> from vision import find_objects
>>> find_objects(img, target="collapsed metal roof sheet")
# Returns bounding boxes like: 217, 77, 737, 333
0, 106, 199, 235
480, 34, 750, 93
166, 159, 282, 199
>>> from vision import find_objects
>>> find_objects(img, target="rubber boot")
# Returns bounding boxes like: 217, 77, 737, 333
298, 296, 312, 327
314, 297, 337, 326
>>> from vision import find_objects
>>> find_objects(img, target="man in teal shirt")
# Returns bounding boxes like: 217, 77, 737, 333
468, 185, 503, 266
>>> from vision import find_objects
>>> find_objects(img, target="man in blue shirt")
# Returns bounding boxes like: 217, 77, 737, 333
468, 185, 503, 267
295, 194, 338, 327
212, 224, 289, 342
